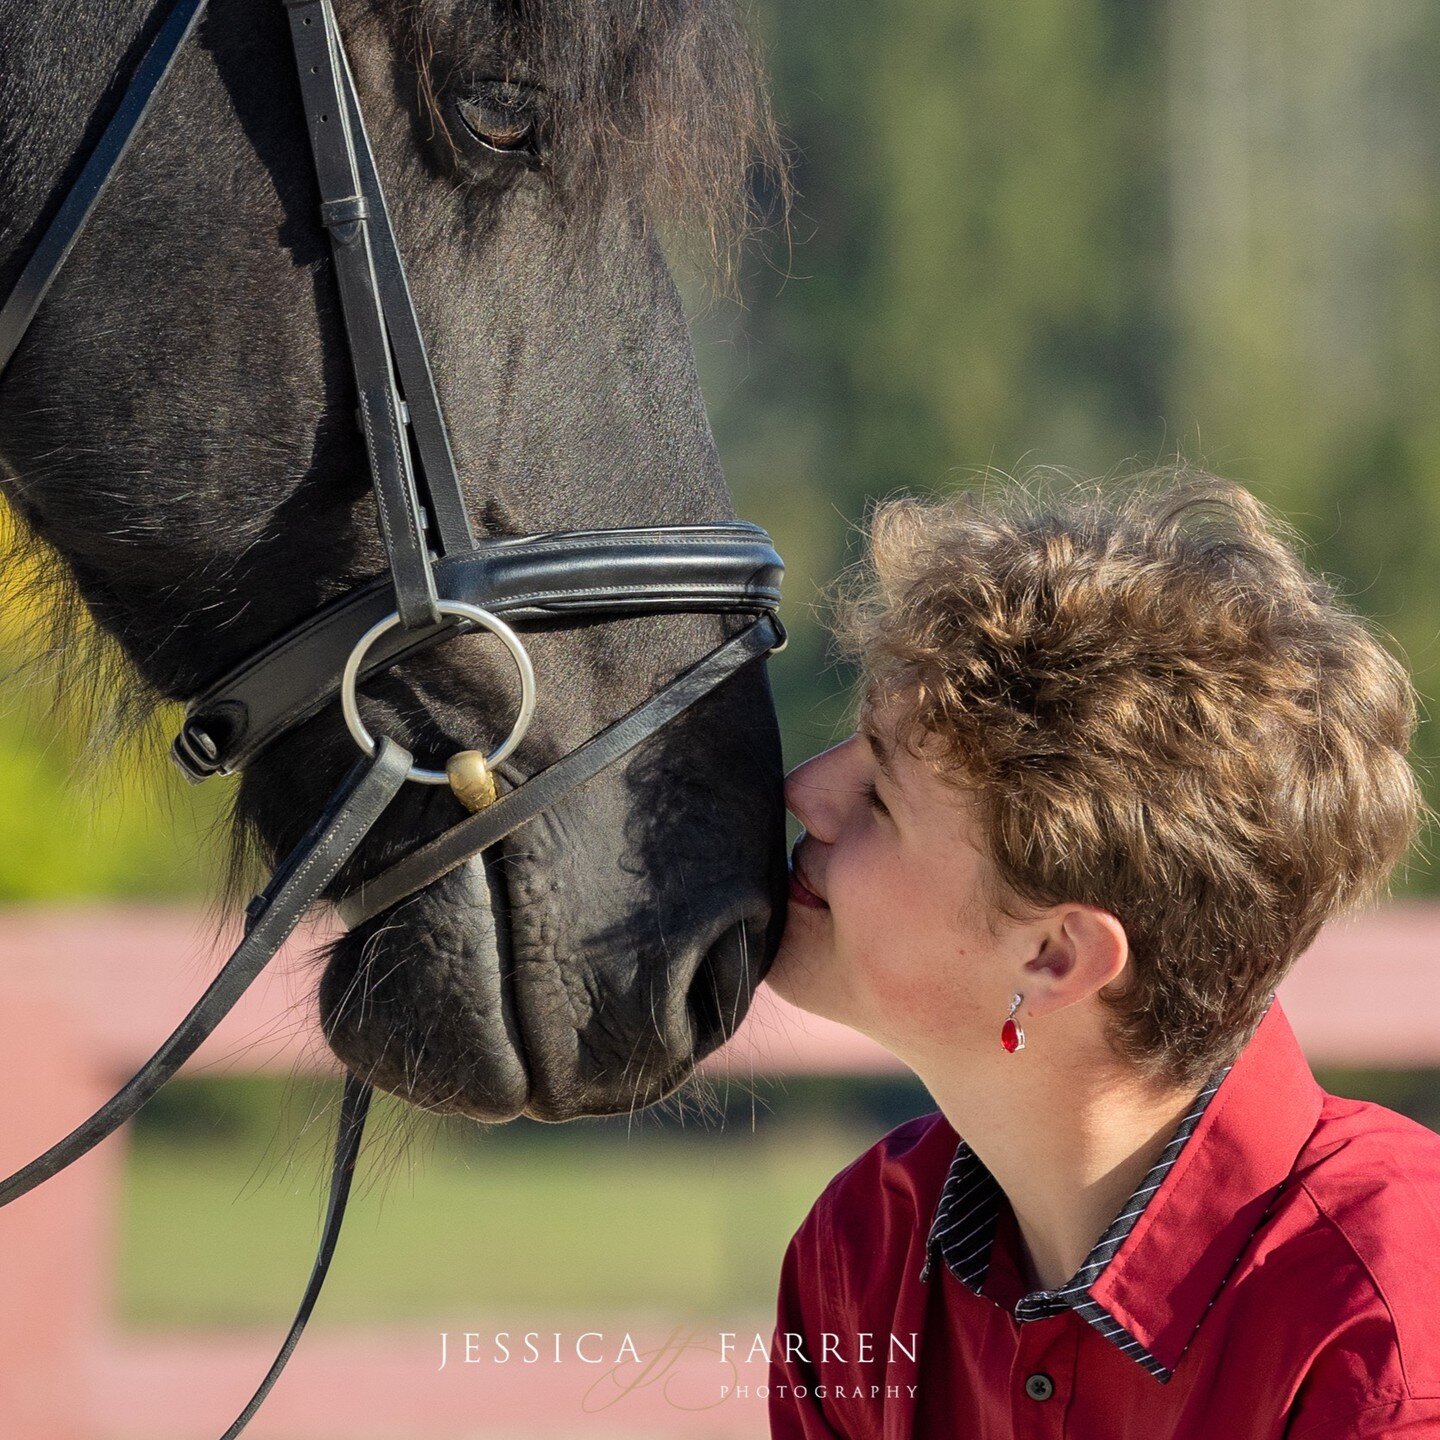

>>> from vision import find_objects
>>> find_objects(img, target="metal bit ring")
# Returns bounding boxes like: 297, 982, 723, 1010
339, 601, 537, 785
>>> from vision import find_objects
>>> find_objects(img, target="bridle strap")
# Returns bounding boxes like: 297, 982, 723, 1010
0, 738, 411, 1208
0, 744, 405, 1435
219, 1074, 374, 1440
337, 612, 784, 928
0, 619, 781, 1433
0, 0, 474, 582
0, 0, 208, 375
0, 622, 781, 1439
284, 0, 446, 630
333, 13, 472, 558
173, 524, 783, 780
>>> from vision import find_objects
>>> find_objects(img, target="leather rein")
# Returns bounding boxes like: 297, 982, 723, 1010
0, 1, 784, 1433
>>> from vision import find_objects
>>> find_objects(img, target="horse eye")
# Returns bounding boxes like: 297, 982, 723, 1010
454, 81, 539, 157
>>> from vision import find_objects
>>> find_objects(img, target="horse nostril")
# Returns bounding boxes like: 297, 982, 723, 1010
683, 910, 769, 1059
685, 947, 724, 1052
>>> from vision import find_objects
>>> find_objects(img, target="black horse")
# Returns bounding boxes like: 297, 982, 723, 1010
0, 0, 788, 1123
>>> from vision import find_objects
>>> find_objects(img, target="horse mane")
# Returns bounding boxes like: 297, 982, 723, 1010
0, 502, 158, 733
411, 0, 789, 273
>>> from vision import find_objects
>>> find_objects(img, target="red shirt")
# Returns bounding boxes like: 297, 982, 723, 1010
769, 999, 1440, 1439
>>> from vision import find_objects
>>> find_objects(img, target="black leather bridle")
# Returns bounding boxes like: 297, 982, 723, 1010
0, 0, 784, 1432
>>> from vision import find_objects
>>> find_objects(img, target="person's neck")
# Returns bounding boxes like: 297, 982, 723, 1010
919, 1047, 1202, 1294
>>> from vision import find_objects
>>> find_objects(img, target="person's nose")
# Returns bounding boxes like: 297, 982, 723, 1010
784, 734, 868, 844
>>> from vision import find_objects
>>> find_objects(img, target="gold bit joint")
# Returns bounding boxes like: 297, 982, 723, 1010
446, 749, 498, 812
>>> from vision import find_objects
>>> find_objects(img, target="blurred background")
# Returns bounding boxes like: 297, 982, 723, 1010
5, 0, 1440, 1436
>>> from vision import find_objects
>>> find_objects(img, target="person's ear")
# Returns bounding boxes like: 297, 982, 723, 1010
1022, 906, 1128, 1016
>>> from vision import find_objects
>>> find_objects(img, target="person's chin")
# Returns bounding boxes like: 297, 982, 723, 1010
764, 937, 840, 1019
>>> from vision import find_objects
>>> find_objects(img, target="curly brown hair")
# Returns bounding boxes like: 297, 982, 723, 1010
833, 468, 1424, 1090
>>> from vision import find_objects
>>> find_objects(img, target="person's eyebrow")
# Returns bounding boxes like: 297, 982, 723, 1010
860, 723, 899, 784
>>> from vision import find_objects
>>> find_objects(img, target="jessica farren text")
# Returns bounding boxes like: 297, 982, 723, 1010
436, 1330, 921, 1370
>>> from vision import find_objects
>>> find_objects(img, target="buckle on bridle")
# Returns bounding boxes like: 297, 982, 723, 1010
319, 194, 369, 246
171, 717, 226, 783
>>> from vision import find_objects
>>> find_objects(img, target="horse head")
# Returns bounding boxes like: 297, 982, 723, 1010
0, 0, 788, 1122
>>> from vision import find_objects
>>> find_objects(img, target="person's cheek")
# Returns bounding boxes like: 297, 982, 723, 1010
857, 926, 972, 1049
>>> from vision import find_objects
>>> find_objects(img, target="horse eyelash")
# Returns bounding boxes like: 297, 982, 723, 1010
863, 781, 888, 816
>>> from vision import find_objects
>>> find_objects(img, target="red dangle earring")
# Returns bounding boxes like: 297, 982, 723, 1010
1001, 993, 1026, 1053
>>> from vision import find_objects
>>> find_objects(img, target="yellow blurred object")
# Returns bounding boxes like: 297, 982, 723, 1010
0, 494, 62, 651
0, 495, 230, 899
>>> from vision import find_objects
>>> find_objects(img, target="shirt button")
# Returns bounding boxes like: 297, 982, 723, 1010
1025, 1372, 1056, 1402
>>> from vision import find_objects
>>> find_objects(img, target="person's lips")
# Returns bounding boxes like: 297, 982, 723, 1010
788, 845, 829, 910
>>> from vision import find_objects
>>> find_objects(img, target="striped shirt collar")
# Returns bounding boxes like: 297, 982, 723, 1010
920, 1053, 1239, 1382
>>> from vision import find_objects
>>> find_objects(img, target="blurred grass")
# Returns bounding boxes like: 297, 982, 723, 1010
117, 1078, 920, 1329
117, 1067, 1440, 1330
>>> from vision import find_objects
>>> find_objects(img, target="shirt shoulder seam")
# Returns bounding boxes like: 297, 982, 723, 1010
1294, 1174, 1412, 1395
1286, 1387, 1440, 1439
818, 1183, 847, 1316
814, 1115, 947, 1317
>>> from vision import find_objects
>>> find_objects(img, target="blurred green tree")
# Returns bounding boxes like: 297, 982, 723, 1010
709, 0, 1440, 891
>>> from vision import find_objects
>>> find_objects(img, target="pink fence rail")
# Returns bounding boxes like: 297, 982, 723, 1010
2, 903, 1438, 1439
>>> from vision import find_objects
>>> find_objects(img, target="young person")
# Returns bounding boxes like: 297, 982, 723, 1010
765, 473, 1440, 1438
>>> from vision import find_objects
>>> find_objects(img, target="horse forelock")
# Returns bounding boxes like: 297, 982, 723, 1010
407, 0, 788, 269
